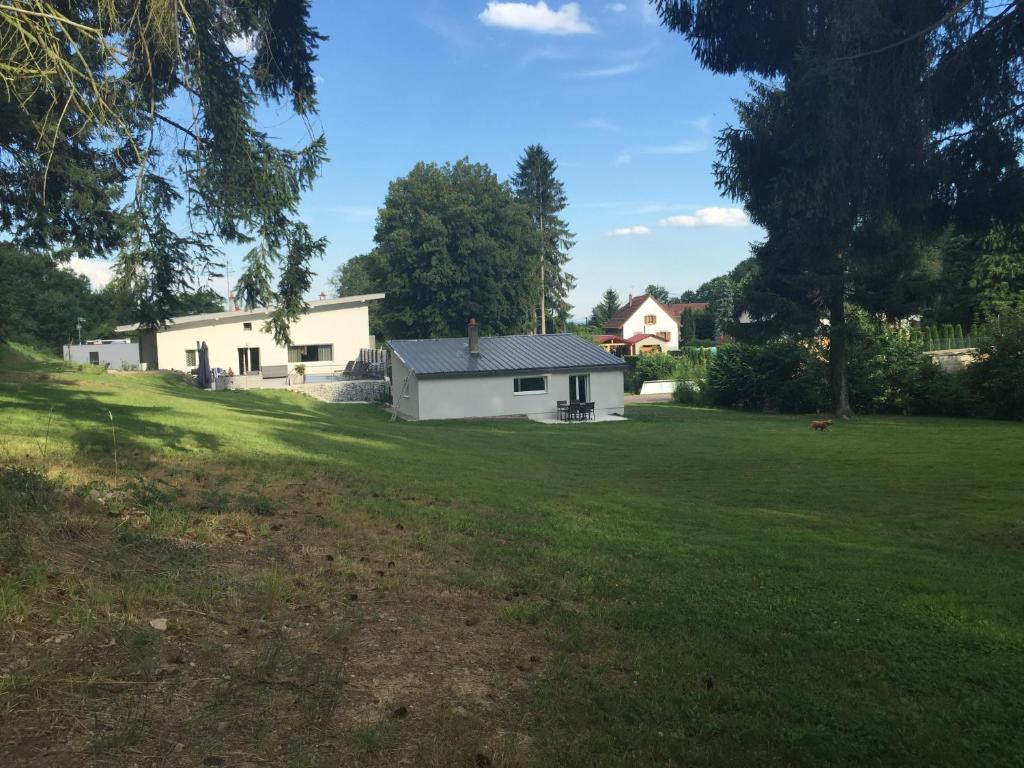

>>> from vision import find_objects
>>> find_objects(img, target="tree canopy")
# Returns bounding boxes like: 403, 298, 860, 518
0, 1, 327, 342
367, 160, 540, 340
655, 0, 1024, 415
511, 145, 576, 333
588, 288, 622, 327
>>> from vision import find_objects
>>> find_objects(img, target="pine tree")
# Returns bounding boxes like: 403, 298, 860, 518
0, 1, 327, 343
656, 1, 1024, 415
589, 288, 621, 328
512, 145, 577, 333
681, 309, 697, 344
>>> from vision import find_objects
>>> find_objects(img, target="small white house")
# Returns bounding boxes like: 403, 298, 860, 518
63, 339, 141, 369
603, 294, 680, 352
115, 294, 384, 375
388, 321, 626, 421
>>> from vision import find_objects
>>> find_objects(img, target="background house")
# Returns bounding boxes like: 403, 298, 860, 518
63, 339, 140, 369
115, 294, 384, 376
389, 321, 625, 421
603, 294, 680, 352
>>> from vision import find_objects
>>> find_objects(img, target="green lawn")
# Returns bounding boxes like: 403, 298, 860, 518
1, 342, 1023, 766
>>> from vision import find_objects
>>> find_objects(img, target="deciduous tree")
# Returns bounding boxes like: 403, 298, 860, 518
368, 160, 539, 340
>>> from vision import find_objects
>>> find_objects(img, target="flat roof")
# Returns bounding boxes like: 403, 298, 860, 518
388, 333, 626, 379
114, 293, 384, 332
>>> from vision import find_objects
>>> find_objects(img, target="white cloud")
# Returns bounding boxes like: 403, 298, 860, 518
644, 138, 708, 155
659, 207, 750, 228
605, 2, 627, 11
227, 33, 257, 57
583, 117, 619, 131
66, 258, 113, 289
479, 2, 594, 35
576, 61, 641, 78
608, 225, 651, 237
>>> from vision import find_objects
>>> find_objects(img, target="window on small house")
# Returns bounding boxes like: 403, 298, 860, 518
243, 322, 252, 331
288, 344, 333, 363
88, 351, 100, 365
185, 349, 197, 367
656, 331, 671, 342
513, 375, 546, 394
644, 314, 657, 325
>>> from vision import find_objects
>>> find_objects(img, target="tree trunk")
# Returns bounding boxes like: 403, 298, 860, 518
539, 210, 546, 335
828, 294, 853, 417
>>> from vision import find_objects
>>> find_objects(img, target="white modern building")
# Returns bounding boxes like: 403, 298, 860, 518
603, 294, 681, 352
388, 321, 626, 421
63, 339, 141, 369
115, 294, 384, 376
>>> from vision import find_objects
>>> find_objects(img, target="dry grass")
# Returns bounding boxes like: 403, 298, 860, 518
1, 463, 543, 767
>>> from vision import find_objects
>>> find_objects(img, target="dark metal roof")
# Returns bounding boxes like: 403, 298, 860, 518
388, 333, 626, 378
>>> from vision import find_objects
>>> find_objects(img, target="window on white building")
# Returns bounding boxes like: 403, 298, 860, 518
513, 375, 547, 394
185, 349, 197, 367
288, 344, 333, 363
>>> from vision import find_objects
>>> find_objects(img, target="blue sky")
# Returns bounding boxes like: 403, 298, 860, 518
77, 1, 762, 320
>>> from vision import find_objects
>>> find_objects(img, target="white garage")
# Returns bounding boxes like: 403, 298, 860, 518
388, 321, 626, 422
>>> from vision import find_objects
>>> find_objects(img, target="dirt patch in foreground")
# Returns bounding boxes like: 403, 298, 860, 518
0, 462, 544, 767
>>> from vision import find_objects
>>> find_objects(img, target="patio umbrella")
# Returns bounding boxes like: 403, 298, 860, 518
197, 342, 212, 388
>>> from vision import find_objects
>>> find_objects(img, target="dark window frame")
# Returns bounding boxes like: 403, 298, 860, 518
513, 375, 547, 394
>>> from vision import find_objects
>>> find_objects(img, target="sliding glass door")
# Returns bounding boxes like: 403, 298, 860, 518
569, 374, 589, 402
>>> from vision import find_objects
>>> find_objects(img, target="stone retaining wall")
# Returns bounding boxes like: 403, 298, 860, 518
290, 379, 388, 403
924, 348, 976, 373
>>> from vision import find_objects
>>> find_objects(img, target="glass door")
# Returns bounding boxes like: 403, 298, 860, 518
237, 347, 261, 374
569, 374, 589, 402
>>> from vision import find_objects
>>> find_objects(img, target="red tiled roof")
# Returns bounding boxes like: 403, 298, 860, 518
603, 294, 675, 331
594, 334, 627, 344
624, 333, 661, 344
668, 302, 709, 318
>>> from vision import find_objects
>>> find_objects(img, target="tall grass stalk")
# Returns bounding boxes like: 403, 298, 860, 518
107, 409, 118, 477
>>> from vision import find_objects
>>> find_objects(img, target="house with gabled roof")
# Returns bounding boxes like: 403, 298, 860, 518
388, 320, 625, 421
602, 294, 681, 353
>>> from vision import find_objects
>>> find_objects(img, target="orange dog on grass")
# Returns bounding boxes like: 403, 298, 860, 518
810, 419, 833, 431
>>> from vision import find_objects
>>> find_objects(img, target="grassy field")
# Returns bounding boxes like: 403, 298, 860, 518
1, 342, 1023, 767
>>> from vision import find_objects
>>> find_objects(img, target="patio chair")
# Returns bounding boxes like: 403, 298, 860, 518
567, 402, 581, 422
556, 400, 568, 422
584, 402, 595, 421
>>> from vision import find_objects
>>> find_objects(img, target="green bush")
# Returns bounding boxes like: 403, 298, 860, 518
908, 365, 976, 417
845, 312, 926, 414
969, 312, 1024, 419
630, 353, 678, 392
707, 340, 828, 413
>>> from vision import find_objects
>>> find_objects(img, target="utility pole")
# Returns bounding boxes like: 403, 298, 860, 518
76, 317, 84, 345
224, 267, 233, 311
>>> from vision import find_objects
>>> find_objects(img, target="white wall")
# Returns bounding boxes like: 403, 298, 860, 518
410, 369, 625, 421
63, 342, 140, 368
390, 354, 419, 420
154, 304, 372, 373
620, 296, 678, 351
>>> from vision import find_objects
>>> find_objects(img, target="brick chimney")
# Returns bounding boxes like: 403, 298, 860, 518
468, 317, 480, 356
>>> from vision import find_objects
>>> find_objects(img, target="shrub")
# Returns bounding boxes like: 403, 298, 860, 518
969, 311, 1024, 419
630, 353, 678, 392
845, 312, 926, 414
908, 365, 976, 417
707, 340, 827, 412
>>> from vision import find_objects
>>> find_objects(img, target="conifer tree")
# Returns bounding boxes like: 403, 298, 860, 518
512, 145, 577, 333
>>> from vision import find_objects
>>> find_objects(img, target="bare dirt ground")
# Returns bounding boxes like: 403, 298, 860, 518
1, 463, 545, 767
